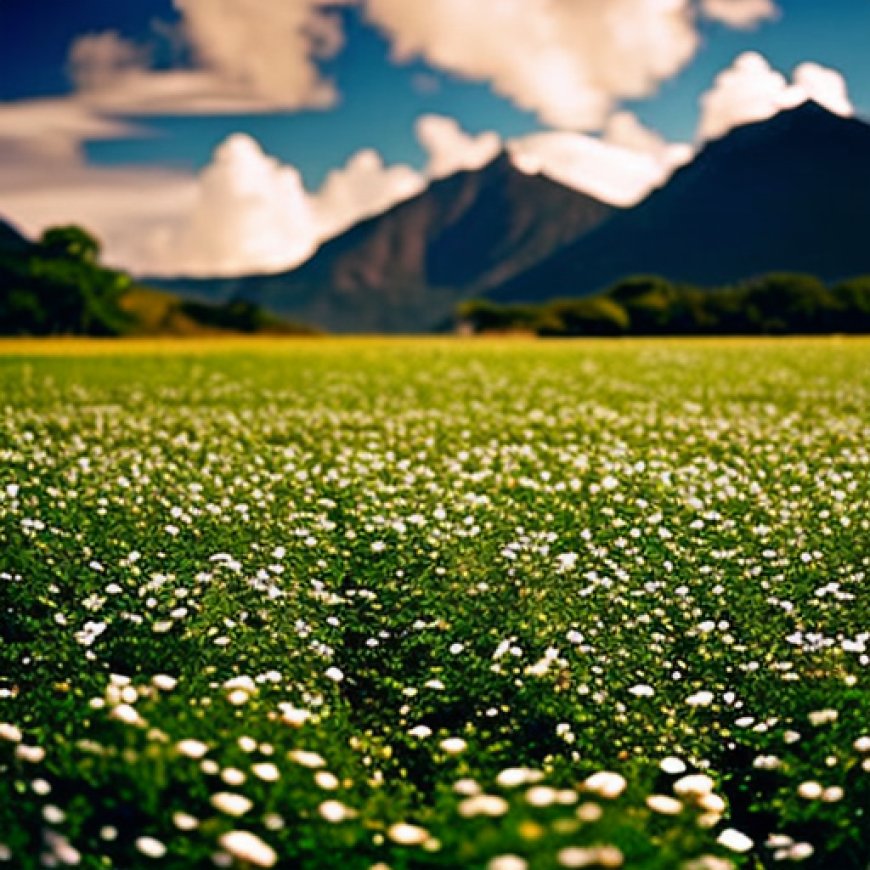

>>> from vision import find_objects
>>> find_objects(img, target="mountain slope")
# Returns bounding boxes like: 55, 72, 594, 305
152, 153, 616, 332
0, 217, 32, 255
491, 102, 870, 304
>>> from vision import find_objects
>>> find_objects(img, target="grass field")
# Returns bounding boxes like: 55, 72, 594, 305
1, 338, 868, 869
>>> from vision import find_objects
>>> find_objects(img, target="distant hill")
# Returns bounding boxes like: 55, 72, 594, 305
150, 152, 617, 333
0, 222, 314, 337
490, 102, 870, 304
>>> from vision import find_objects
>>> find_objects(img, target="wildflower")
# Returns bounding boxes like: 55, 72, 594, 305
219, 831, 277, 867
496, 767, 544, 788
717, 828, 753, 853
440, 737, 467, 754
387, 822, 430, 846
176, 739, 209, 759
583, 771, 627, 799
646, 794, 683, 814
211, 792, 253, 816
135, 837, 167, 859
318, 800, 357, 822
458, 794, 510, 817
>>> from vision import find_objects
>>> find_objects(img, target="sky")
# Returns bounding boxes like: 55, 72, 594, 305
0, 0, 867, 277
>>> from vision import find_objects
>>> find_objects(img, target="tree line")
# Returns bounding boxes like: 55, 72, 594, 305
458, 274, 870, 336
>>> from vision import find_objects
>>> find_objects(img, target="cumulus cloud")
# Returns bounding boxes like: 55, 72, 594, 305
68, 31, 152, 92
155, 134, 319, 276
416, 115, 502, 178
313, 149, 424, 238
363, 0, 699, 129
508, 130, 684, 207
697, 52, 854, 141
700, 0, 778, 29
63, 0, 349, 115
127, 136, 426, 276
603, 111, 694, 170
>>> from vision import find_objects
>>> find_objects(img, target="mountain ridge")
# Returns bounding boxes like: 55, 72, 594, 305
150, 152, 617, 332
489, 101, 870, 304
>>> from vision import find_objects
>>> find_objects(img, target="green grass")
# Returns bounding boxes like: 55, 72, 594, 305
1, 338, 868, 869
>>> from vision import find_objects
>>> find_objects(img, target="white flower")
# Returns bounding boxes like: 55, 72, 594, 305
628, 684, 655, 698
172, 812, 199, 831
109, 704, 145, 726
558, 845, 623, 867
408, 725, 432, 739
135, 836, 167, 859
324, 667, 344, 683
659, 757, 686, 775
717, 828, 754, 853
151, 674, 177, 691
525, 785, 558, 807
440, 737, 467, 755
252, 763, 280, 782
14, 744, 45, 763
176, 739, 209, 759
797, 781, 823, 800
221, 767, 246, 786
318, 800, 357, 823
686, 690, 714, 707
211, 792, 253, 816
219, 831, 277, 867
488, 856, 527, 870
387, 822, 430, 846
314, 771, 339, 790
458, 794, 509, 817
496, 767, 544, 788
808, 709, 838, 726
673, 774, 715, 797
288, 750, 326, 769
697, 792, 726, 814
278, 703, 311, 727
821, 785, 844, 802
0, 723, 22, 743
646, 794, 683, 815
788, 842, 814, 861
853, 736, 870, 753
583, 771, 627, 799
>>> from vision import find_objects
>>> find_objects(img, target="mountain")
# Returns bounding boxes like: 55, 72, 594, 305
0, 217, 32, 255
151, 152, 616, 333
490, 102, 870, 305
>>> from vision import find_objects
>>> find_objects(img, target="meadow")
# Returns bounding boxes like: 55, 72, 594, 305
0, 337, 867, 869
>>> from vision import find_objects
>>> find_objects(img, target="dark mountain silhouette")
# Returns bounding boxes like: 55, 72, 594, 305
490, 102, 870, 304
150, 152, 616, 332
0, 217, 32, 255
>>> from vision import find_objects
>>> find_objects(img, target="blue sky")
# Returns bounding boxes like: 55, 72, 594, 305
0, 1, 867, 276
2, 0, 868, 186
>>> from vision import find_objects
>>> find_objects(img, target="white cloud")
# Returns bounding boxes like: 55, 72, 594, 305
63, 0, 349, 116
158, 137, 427, 276
313, 149, 425, 238
363, 0, 700, 130
68, 31, 152, 92
508, 130, 683, 207
1, 112, 694, 276
697, 52, 854, 141
0, 98, 141, 162
700, 0, 778, 29
0, 160, 197, 274
155, 134, 319, 276
792, 62, 853, 117
603, 111, 694, 170
415, 115, 502, 178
